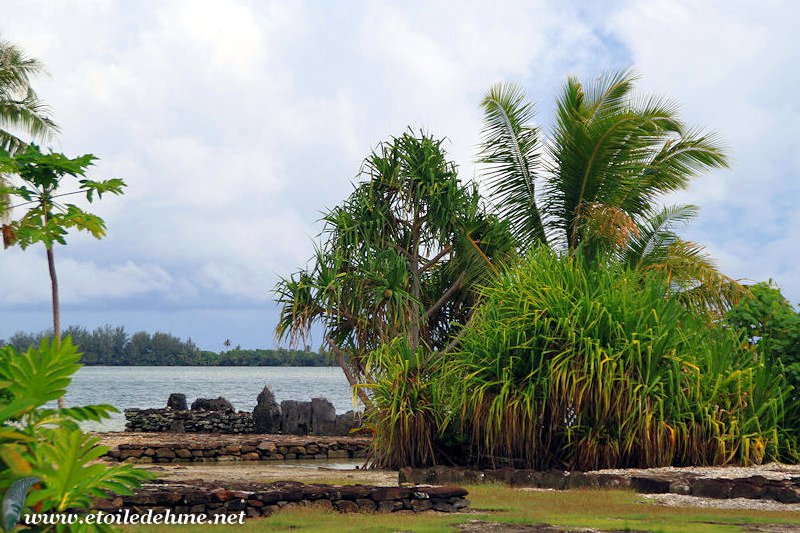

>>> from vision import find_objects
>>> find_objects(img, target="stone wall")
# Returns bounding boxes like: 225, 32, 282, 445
124, 409, 255, 433
399, 466, 800, 503
102, 433, 371, 463
94, 480, 470, 518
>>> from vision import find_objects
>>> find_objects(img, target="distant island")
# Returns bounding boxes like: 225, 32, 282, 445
0, 325, 334, 367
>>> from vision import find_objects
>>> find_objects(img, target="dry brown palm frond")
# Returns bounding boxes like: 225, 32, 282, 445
578, 201, 639, 249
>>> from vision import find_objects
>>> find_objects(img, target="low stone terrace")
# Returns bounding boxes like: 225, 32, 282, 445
97, 432, 371, 463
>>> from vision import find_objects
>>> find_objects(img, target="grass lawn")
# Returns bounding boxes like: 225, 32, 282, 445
128, 485, 800, 533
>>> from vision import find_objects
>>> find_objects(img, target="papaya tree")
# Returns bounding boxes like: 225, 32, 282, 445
0, 146, 125, 406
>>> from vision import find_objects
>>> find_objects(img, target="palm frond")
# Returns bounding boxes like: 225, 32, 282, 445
622, 205, 699, 270
478, 82, 546, 247
655, 239, 746, 314
0, 39, 58, 155
0, 91, 58, 146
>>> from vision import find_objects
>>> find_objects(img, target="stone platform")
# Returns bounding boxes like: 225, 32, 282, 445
94, 480, 470, 518
98, 432, 371, 463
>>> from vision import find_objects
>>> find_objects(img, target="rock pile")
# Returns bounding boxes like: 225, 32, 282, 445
94, 480, 470, 518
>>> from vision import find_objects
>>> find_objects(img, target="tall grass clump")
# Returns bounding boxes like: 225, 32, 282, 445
448, 247, 788, 470
364, 337, 443, 469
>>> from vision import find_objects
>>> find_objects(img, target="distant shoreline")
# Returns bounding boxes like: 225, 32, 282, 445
3, 325, 335, 367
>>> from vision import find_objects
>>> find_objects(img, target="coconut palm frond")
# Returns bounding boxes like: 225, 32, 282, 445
644, 238, 746, 314
622, 205, 699, 270
0, 39, 58, 156
0, 90, 58, 149
478, 82, 545, 248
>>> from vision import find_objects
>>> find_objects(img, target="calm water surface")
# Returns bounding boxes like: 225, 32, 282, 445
66, 366, 355, 432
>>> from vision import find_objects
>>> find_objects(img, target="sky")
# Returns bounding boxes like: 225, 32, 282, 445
1, 0, 798, 351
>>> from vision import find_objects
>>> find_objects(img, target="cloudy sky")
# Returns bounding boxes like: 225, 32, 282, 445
1, 0, 798, 350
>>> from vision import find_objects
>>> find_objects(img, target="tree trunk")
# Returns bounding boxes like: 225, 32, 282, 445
326, 337, 373, 410
47, 245, 65, 409
409, 215, 421, 353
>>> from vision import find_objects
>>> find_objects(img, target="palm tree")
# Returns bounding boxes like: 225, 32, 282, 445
0, 38, 58, 154
1, 38, 58, 222
478, 70, 741, 311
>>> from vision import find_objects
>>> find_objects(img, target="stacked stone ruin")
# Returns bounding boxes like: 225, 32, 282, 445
124, 387, 361, 436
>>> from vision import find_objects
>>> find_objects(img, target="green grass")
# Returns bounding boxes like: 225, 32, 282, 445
128, 485, 800, 533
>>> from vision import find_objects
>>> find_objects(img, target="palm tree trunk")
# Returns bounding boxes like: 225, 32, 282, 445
47, 245, 65, 409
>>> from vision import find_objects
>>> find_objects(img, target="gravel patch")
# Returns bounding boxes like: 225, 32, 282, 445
592, 463, 800, 481
643, 492, 800, 512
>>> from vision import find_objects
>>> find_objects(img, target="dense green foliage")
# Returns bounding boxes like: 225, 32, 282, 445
364, 337, 443, 468
273, 73, 799, 470
0, 339, 151, 531
726, 282, 800, 435
2, 325, 333, 367
446, 248, 789, 470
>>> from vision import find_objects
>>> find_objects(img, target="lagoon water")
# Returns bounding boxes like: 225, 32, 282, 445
66, 366, 355, 432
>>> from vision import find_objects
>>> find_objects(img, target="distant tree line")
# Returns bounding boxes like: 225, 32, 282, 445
0, 325, 334, 367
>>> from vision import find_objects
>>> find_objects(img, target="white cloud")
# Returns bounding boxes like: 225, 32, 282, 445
0, 251, 172, 305
1, 0, 798, 347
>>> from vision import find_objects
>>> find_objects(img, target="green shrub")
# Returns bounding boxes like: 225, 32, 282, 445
726, 281, 800, 442
363, 337, 443, 469
447, 247, 789, 470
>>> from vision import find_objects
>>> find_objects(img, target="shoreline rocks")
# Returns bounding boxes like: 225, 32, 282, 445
190, 397, 235, 412
167, 393, 187, 410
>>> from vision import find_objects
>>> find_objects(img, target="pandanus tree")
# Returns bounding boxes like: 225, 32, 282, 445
275, 131, 514, 408
478, 70, 741, 312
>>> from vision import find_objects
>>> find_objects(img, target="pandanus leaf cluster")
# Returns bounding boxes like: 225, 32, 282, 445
446, 248, 789, 470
